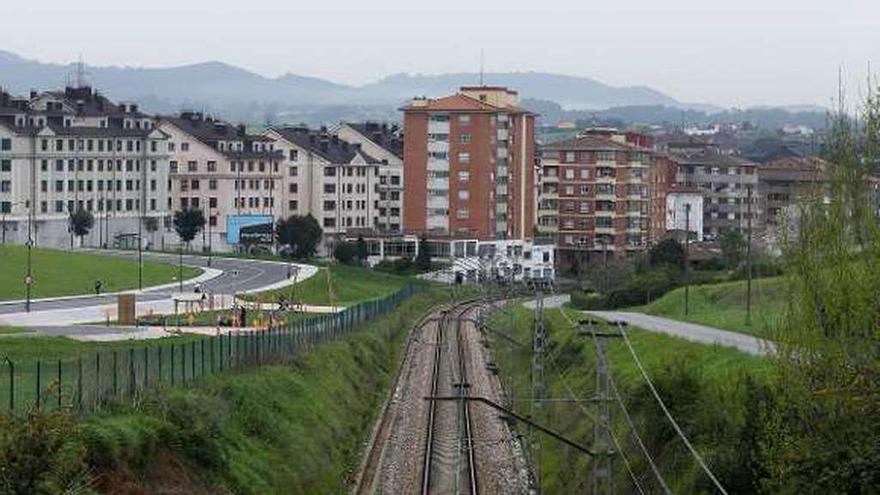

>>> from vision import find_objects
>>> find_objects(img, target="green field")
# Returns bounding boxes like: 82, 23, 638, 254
634, 276, 786, 337
0, 245, 201, 300
0, 288, 457, 493
488, 303, 771, 493
247, 264, 412, 306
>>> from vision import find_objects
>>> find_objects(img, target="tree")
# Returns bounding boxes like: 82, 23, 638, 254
172, 209, 206, 247
69, 209, 94, 246
276, 214, 323, 259
719, 229, 747, 269
333, 241, 359, 265
143, 217, 159, 249
415, 235, 432, 272
648, 238, 684, 269
356, 236, 368, 263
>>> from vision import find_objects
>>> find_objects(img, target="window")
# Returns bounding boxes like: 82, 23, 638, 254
457, 171, 470, 182
324, 183, 336, 194
457, 209, 469, 219
564, 169, 575, 179
289, 183, 298, 193
288, 200, 298, 210
191, 180, 200, 190
289, 166, 298, 177
324, 167, 336, 177
288, 149, 298, 161
458, 190, 470, 200
181, 142, 189, 151
209, 197, 217, 208
458, 152, 470, 164
460, 134, 471, 144
323, 218, 336, 228
187, 161, 197, 172
0, 139, 10, 151
323, 200, 336, 211
209, 179, 217, 190
459, 115, 471, 124
207, 161, 217, 172
169, 161, 178, 173
0, 160, 10, 172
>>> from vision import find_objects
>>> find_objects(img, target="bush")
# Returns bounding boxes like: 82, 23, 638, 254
604, 267, 682, 308
332, 242, 359, 265
569, 291, 605, 310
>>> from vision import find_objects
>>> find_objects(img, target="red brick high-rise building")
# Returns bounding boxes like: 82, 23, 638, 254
401, 86, 535, 240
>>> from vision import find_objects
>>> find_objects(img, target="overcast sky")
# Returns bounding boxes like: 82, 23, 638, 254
1, 0, 878, 108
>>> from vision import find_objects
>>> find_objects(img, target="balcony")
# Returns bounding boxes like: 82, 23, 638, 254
428, 120, 450, 135
427, 140, 449, 154
427, 158, 449, 172
427, 196, 449, 209
497, 128, 509, 141
427, 178, 449, 190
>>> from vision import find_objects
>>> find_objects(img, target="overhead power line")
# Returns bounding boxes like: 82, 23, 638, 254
615, 321, 728, 495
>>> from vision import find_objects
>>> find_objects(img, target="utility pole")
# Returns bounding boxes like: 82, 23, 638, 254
582, 319, 618, 495
684, 203, 691, 316
530, 290, 546, 492
746, 185, 753, 326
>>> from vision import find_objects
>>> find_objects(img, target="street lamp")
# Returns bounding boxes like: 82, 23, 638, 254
25, 238, 33, 312
207, 209, 214, 267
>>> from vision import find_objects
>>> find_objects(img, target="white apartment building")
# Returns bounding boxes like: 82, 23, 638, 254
159, 112, 283, 252
665, 190, 704, 241
331, 122, 403, 233
0, 86, 170, 249
265, 126, 382, 245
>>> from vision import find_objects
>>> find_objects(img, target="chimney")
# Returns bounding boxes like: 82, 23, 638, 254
237, 124, 246, 136
29, 90, 37, 100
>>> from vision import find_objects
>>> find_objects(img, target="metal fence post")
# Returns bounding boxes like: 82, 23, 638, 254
57, 359, 62, 410
170, 344, 176, 386
35, 359, 41, 410
144, 347, 149, 389
201, 339, 206, 377
76, 357, 82, 411
112, 351, 118, 398
6, 358, 13, 412
129, 348, 135, 399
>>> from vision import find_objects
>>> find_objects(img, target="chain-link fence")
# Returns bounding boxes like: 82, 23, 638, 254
1, 284, 420, 414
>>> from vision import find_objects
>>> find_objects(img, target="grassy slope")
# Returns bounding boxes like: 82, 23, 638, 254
488, 304, 771, 493
79, 289, 452, 494
0, 245, 200, 300
247, 264, 411, 306
634, 276, 786, 337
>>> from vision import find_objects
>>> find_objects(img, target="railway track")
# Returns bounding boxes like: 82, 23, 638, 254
353, 298, 529, 495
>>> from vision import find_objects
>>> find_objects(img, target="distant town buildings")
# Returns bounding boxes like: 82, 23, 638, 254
668, 143, 760, 241
401, 86, 535, 240
159, 112, 283, 251
0, 86, 169, 249
537, 129, 662, 266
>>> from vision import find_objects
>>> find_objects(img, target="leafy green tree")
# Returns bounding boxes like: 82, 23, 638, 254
172, 209, 205, 248
719, 229, 747, 269
68, 209, 94, 244
415, 235, 431, 272
356, 235, 368, 263
648, 238, 684, 269
276, 214, 323, 259
333, 241, 358, 265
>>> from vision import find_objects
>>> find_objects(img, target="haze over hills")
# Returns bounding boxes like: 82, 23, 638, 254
0, 49, 826, 127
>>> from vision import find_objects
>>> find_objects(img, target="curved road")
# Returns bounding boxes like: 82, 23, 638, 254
0, 251, 295, 315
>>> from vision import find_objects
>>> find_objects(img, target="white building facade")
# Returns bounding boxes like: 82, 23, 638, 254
665, 190, 704, 241
0, 86, 170, 249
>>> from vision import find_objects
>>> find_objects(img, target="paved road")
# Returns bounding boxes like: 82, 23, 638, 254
585, 311, 775, 356
0, 251, 297, 315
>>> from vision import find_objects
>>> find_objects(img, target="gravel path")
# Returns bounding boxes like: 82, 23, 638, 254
585, 310, 776, 356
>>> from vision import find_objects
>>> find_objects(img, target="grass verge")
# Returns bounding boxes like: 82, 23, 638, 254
488, 303, 771, 493
245, 264, 412, 307
632, 276, 785, 337
0, 245, 201, 300
0, 287, 455, 494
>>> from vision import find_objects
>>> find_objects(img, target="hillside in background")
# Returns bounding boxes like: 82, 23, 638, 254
0, 50, 826, 128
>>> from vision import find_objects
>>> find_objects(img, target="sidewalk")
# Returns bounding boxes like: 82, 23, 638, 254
585, 311, 776, 356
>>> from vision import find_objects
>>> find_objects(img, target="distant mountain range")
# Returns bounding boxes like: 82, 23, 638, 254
0, 50, 827, 128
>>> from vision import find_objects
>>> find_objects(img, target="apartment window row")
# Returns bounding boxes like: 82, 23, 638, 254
229, 161, 279, 173
38, 138, 160, 154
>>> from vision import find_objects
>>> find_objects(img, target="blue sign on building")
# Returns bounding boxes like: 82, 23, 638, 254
226, 214, 274, 244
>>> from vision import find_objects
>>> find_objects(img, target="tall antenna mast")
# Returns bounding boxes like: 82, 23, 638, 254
75, 54, 88, 88
479, 49, 485, 86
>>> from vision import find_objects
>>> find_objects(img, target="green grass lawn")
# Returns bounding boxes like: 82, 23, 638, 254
246, 264, 412, 306
488, 303, 771, 493
0, 245, 201, 300
633, 276, 786, 337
